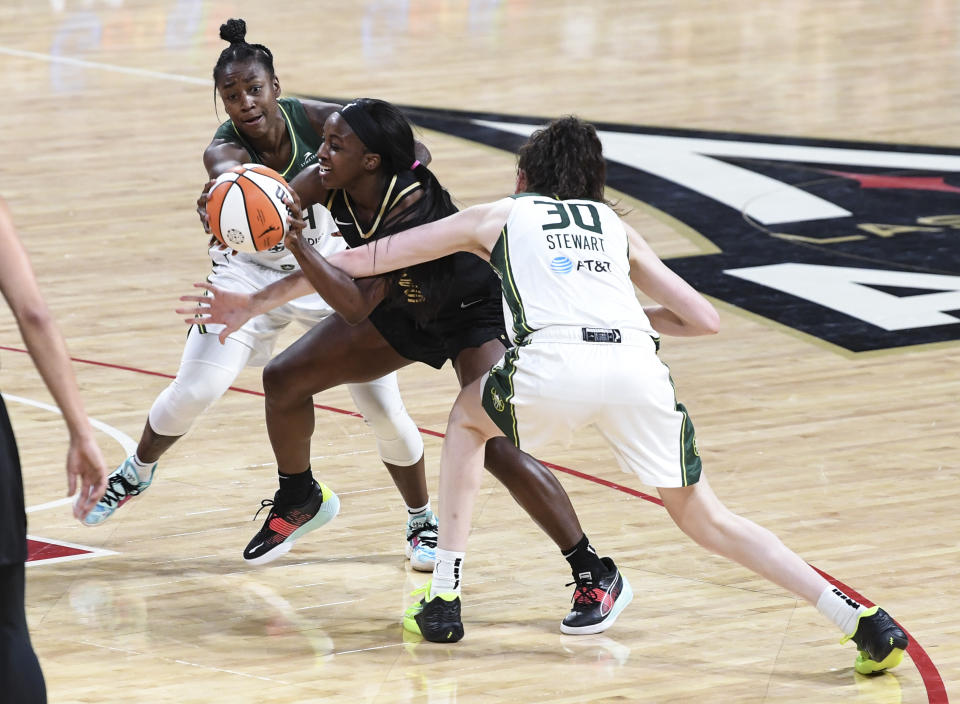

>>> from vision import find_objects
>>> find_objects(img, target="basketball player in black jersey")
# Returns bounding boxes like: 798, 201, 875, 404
87, 20, 447, 574
0, 196, 108, 703
183, 99, 624, 637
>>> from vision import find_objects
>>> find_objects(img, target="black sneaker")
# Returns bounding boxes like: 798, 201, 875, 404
842, 606, 908, 674
561, 556, 634, 635
403, 580, 464, 643
242, 480, 340, 565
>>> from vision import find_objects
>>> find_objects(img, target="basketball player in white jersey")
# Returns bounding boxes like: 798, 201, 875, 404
314, 116, 908, 673
84, 20, 438, 572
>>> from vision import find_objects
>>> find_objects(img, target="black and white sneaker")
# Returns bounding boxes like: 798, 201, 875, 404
405, 510, 438, 572
561, 557, 633, 635
242, 480, 340, 565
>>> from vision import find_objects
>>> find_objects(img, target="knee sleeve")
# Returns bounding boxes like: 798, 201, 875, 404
347, 374, 424, 466
148, 330, 251, 437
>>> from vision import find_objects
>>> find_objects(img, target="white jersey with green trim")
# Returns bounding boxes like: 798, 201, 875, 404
492, 194, 657, 345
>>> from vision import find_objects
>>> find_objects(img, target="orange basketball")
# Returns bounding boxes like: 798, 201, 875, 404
206, 164, 292, 253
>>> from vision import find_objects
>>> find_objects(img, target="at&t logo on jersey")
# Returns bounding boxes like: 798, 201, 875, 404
577, 260, 612, 273
550, 256, 574, 274
368, 101, 960, 353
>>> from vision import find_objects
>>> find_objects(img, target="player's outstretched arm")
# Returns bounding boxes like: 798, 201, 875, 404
625, 222, 720, 337
0, 200, 107, 519
177, 271, 315, 344
326, 200, 508, 278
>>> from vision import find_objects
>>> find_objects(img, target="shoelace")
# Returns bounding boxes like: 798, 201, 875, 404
252, 488, 316, 522
565, 579, 605, 606
409, 580, 431, 600
407, 519, 438, 548
99, 472, 143, 508
253, 498, 277, 521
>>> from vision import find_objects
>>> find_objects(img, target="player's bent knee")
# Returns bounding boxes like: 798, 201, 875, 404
262, 356, 319, 405
262, 358, 293, 401
348, 381, 424, 466
148, 361, 238, 436
370, 413, 423, 466
663, 493, 734, 549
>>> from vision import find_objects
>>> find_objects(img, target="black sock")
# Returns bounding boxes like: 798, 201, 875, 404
277, 466, 314, 505
562, 534, 604, 581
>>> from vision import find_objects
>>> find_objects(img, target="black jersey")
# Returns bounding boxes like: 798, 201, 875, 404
325, 170, 506, 368
0, 395, 26, 565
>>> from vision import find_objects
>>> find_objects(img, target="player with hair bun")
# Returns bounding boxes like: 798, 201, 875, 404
186, 99, 626, 626
85, 19, 440, 573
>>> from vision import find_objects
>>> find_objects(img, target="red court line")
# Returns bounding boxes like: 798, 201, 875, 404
2, 344, 946, 703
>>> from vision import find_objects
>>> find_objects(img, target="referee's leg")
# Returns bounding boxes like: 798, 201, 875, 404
0, 562, 46, 704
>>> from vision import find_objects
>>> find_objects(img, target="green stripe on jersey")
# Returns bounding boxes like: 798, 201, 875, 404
490, 224, 534, 342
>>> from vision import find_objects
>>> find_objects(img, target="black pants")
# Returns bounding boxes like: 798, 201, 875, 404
0, 562, 46, 703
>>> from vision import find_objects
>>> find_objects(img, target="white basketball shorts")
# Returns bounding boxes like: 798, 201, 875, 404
482, 326, 701, 488
199, 250, 343, 367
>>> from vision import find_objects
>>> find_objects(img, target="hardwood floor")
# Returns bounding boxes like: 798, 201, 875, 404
0, 1, 956, 702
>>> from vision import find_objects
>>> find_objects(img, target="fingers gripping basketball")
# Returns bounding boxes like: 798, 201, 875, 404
206, 164, 292, 253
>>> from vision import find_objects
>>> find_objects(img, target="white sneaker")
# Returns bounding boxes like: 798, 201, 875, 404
405, 510, 438, 572
82, 456, 157, 526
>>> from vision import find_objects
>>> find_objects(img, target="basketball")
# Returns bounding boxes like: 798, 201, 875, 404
206, 164, 292, 253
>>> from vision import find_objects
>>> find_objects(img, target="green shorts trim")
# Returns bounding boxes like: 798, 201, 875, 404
676, 401, 702, 486
482, 346, 522, 445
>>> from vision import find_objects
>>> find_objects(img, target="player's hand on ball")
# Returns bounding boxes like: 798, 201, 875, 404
281, 191, 306, 253
198, 179, 236, 252
177, 283, 254, 344
197, 179, 215, 234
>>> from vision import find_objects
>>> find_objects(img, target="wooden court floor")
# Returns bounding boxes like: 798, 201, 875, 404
0, 1, 957, 702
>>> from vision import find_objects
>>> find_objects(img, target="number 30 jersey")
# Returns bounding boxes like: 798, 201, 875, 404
491, 194, 656, 345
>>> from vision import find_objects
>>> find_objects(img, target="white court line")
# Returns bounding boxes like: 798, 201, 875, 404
0, 46, 211, 86
295, 599, 359, 611
334, 642, 406, 656
184, 507, 231, 516
1, 392, 136, 512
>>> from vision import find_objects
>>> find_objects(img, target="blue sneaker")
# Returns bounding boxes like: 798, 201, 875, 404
405, 510, 438, 572
82, 456, 157, 526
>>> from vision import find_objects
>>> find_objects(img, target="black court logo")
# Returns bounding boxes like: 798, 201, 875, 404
305, 98, 960, 353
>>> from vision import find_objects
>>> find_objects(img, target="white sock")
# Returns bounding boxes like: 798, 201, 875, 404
406, 501, 431, 517
131, 453, 156, 482
430, 548, 465, 599
816, 586, 867, 636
